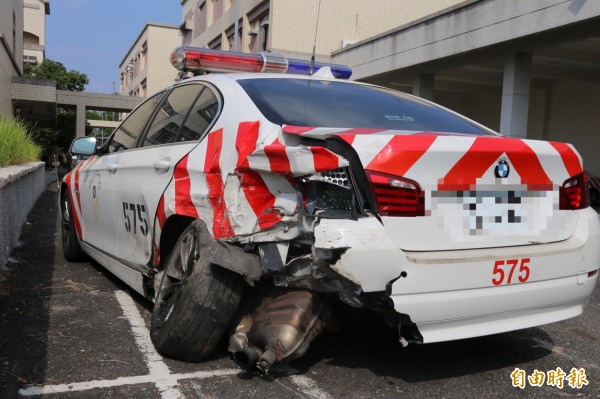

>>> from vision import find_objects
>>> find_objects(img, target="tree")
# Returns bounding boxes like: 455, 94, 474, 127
24, 59, 89, 92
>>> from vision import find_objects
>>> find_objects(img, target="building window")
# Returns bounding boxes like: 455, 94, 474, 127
194, 1, 207, 38
226, 22, 242, 51
209, 35, 222, 50
23, 55, 38, 64
258, 15, 269, 51
181, 11, 194, 45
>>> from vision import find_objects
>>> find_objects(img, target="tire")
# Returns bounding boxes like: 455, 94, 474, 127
150, 220, 245, 362
590, 188, 599, 207
60, 190, 87, 262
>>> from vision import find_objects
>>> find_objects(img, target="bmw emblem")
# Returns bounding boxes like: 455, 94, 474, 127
495, 160, 510, 178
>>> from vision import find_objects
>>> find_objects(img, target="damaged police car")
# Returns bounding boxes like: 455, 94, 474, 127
62, 47, 599, 373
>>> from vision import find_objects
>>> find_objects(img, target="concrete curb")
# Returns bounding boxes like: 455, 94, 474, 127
0, 162, 46, 269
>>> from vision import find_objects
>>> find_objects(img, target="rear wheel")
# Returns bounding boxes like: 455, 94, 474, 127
590, 188, 599, 207
150, 220, 245, 362
60, 190, 86, 262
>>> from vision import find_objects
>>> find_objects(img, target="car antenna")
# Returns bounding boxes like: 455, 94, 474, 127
309, 0, 323, 75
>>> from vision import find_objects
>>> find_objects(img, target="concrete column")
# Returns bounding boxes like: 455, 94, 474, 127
500, 52, 532, 138
412, 73, 434, 100
76, 104, 86, 137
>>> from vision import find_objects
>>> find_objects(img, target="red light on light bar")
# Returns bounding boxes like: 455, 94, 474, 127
170, 46, 351, 78
173, 47, 264, 73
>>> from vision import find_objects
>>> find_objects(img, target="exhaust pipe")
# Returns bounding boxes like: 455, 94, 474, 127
233, 347, 262, 370
229, 288, 328, 373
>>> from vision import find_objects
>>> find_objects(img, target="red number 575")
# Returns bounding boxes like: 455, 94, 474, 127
492, 258, 531, 286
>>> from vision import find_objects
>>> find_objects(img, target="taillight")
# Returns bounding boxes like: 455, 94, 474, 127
559, 172, 589, 210
366, 171, 424, 217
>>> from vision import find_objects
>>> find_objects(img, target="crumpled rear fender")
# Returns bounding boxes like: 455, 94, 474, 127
152, 121, 349, 267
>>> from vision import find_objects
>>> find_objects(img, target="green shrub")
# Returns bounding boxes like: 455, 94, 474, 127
0, 116, 41, 167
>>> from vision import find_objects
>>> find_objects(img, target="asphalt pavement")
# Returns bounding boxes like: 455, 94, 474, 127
0, 184, 599, 399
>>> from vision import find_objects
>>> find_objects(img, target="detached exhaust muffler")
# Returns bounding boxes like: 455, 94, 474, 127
228, 289, 327, 373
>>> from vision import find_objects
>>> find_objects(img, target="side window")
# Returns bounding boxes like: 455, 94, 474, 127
107, 91, 166, 153
143, 85, 204, 147
176, 86, 220, 142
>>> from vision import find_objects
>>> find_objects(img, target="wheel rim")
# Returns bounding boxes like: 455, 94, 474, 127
155, 227, 200, 328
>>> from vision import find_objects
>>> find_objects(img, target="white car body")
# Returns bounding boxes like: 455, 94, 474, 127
63, 70, 599, 346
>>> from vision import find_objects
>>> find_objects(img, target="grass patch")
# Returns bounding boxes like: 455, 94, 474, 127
0, 116, 41, 167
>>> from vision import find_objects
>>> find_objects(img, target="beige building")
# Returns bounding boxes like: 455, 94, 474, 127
0, 0, 24, 117
119, 23, 181, 97
23, 0, 50, 65
180, 0, 465, 59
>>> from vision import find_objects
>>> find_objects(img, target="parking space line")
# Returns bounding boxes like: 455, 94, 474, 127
18, 369, 241, 396
289, 375, 333, 399
281, 365, 333, 399
18, 290, 333, 398
114, 290, 185, 399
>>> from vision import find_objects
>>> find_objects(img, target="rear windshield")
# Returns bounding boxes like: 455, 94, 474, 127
238, 78, 491, 135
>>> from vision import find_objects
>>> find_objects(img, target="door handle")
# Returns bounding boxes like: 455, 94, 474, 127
153, 160, 171, 174
107, 163, 118, 174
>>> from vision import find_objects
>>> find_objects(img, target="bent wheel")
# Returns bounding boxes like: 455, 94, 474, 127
150, 220, 245, 362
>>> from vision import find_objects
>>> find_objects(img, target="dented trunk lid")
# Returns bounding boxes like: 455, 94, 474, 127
283, 126, 584, 251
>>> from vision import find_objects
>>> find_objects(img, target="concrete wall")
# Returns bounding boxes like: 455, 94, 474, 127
183, 0, 466, 59
543, 80, 600, 176
0, 162, 46, 268
333, 0, 600, 80
270, 0, 465, 58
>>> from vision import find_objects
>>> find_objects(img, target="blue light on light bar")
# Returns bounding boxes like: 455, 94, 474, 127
287, 58, 353, 79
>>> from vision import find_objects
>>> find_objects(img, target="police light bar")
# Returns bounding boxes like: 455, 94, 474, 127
170, 46, 352, 79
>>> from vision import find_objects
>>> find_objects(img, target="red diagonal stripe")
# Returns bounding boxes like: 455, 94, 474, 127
174, 155, 199, 218
236, 121, 260, 169
550, 142, 583, 177
312, 147, 340, 172
156, 195, 166, 229
366, 135, 437, 177
203, 128, 232, 238
439, 137, 552, 191
282, 125, 316, 135
74, 165, 82, 214
238, 169, 281, 230
66, 171, 83, 240
264, 138, 292, 174
206, 174, 233, 238
338, 128, 387, 135
204, 129, 223, 173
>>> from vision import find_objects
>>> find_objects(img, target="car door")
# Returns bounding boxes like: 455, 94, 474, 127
112, 83, 221, 267
79, 91, 167, 256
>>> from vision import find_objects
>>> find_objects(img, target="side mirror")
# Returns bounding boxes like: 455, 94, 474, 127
69, 137, 97, 156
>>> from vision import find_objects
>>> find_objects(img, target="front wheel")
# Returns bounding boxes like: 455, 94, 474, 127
150, 220, 245, 362
60, 190, 86, 262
